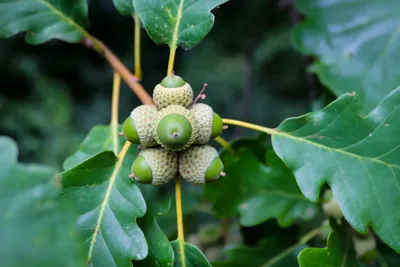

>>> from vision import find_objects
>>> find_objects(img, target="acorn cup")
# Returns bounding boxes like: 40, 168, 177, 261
179, 145, 224, 184
122, 104, 157, 147
130, 147, 178, 186
190, 103, 223, 144
154, 105, 198, 151
153, 74, 194, 110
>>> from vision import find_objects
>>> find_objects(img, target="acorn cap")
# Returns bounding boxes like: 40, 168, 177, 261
131, 147, 178, 186
153, 75, 194, 110
190, 103, 223, 144
123, 105, 157, 147
154, 105, 198, 151
179, 145, 224, 184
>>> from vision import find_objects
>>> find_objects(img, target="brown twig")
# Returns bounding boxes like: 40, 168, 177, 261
82, 36, 153, 105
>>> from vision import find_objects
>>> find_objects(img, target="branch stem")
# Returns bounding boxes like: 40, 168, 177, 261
82, 35, 152, 104
222, 119, 277, 136
111, 72, 121, 154
175, 175, 186, 266
134, 13, 142, 78
261, 226, 321, 267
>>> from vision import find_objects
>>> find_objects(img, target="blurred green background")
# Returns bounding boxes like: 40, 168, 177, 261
0, 0, 314, 168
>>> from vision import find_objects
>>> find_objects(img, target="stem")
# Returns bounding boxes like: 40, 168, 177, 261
222, 118, 277, 136
82, 35, 153, 105
213, 136, 235, 155
134, 13, 142, 79
88, 141, 132, 262
175, 175, 186, 266
111, 72, 121, 154
167, 45, 177, 76
261, 227, 321, 267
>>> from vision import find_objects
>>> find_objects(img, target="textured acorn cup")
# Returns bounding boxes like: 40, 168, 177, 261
154, 105, 198, 151
153, 75, 194, 110
123, 105, 158, 147
131, 147, 178, 185
179, 145, 224, 184
190, 103, 223, 144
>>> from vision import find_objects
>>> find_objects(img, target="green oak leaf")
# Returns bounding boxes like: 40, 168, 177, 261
204, 144, 318, 227
134, 185, 174, 267
293, 0, 400, 114
271, 87, 400, 251
112, 0, 135, 16
171, 240, 211, 267
0, 136, 86, 267
61, 125, 148, 267
0, 0, 89, 44
213, 236, 300, 267
298, 221, 358, 267
132, 0, 229, 49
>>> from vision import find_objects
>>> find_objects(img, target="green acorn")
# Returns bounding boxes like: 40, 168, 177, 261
322, 190, 343, 220
190, 103, 223, 144
154, 105, 198, 151
179, 145, 224, 184
153, 74, 194, 110
123, 105, 157, 147
130, 147, 178, 185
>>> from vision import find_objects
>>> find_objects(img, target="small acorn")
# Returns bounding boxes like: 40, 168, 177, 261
190, 103, 223, 144
153, 74, 194, 110
130, 147, 178, 185
179, 145, 224, 184
123, 105, 157, 147
154, 105, 198, 151
322, 190, 343, 220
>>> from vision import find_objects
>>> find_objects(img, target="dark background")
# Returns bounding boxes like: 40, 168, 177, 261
0, 0, 315, 168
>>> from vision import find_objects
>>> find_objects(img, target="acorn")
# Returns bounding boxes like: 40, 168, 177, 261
154, 105, 198, 151
322, 190, 343, 220
179, 145, 224, 184
130, 147, 178, 185
153, 74, 194, 110
190, 103, 223, 144
122, 105, 157, 147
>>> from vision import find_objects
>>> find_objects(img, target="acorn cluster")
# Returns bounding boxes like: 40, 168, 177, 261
122, 74, 225, 186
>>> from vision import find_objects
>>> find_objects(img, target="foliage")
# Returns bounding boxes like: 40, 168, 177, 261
0, 137, 85, 267
293, 0, 400, 114
1, 0, 400, 266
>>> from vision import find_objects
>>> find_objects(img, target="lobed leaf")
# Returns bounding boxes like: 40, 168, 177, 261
272, 87, 400, 251
0, 0, 88, 44
293, 0, 400, 114
171, 240, 211, 267
132, 0, 229, 50
61, 126, 148, 267
112, 0, 135, 16
204, 141, 318, 227
298, 221, 358, 267
0, 136, 85, 267
134, 185, 175, 267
